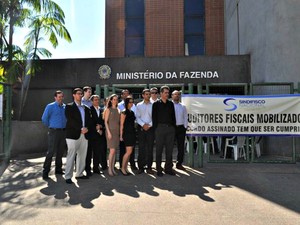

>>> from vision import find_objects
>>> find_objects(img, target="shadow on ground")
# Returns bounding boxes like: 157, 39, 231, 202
1, 154, 300, 222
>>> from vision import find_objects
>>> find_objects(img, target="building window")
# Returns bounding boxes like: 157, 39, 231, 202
184, 0, 205, 55
125, 0, 145, 56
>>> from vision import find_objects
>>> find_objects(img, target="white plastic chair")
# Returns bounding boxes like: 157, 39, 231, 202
250, 137, 261, 158
255, 136, 261, 158
185, 137, 190, 153
255, 143, 261, 158
203, 137, 215, 154
224, 136, 246, 160
185, 137, 197, 154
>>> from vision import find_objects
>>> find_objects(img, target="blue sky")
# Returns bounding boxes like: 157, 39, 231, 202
15, 0, 105, 59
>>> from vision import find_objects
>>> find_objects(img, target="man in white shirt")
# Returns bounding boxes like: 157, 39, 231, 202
172, 90, 188, 170
135, 89, 155, 174
118, 89, 136, 112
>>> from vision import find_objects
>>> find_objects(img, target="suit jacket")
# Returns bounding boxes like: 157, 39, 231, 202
65, 102, 92, 140
89, 106, 106, 140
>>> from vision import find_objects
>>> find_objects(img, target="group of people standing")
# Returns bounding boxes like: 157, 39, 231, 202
41, 85, 188, 184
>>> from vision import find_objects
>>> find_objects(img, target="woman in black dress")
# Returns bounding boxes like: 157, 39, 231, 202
120, 96, 136, 175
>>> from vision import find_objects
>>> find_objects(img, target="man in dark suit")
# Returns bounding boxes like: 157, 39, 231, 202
85, 95, 107, 175
64, 88, 92, 184
152, 86, 176, 177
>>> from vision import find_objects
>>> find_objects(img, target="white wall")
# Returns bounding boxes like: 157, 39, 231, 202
225, 0, 300, 84
10, 121, 48, 157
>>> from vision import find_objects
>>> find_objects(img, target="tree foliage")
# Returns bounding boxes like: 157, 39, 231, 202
0, 0, 71, 119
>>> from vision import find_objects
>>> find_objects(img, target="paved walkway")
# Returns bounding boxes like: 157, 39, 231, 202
1, 154, 300, 225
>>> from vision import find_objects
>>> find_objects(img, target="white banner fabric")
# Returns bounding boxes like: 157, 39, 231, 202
181, 94, 300, 136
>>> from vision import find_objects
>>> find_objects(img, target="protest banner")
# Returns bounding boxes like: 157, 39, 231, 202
182, 94, 300, 136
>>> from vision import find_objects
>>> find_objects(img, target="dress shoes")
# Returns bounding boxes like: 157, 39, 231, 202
131, 165, 138, 170
137, 169, 144, 174
93, 170, 101, 174
86, 171, 93, 176
157, 171, 163, 177
42, 174, 49, 180
120, 170, 130, 176
146, 169, 155, 175
164, 169, 176, 176
55, 171, 65, 175
65, 179, 73, 184
176, 164, 186, 171
75, 175, 89, 180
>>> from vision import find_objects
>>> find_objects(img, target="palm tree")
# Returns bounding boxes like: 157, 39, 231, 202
0, 0, 71, 119
19, 0, 71, 119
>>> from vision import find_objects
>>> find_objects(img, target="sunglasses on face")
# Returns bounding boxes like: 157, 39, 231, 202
151, 92, 157, 94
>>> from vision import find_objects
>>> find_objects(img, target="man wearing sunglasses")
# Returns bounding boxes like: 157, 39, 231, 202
150, 87, 159, 103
